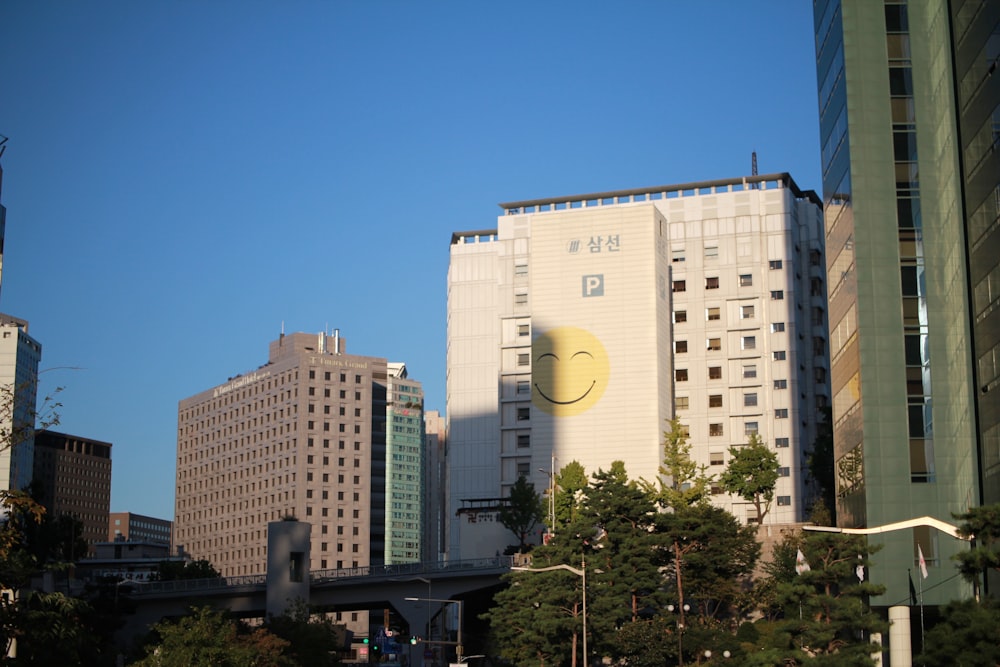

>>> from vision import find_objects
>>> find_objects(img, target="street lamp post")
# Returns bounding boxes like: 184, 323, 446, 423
512, 559, 587, 667
538, 455, 557, 540
404, 597, 463, 664
667, 603, 689, 666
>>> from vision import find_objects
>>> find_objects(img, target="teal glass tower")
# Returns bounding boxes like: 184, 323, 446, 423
814, 0, 999, 606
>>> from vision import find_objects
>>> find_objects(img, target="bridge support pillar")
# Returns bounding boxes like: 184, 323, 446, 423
266, 519, 310, 618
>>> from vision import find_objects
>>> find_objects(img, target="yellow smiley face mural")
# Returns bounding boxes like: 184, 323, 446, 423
532, 327, 610, 417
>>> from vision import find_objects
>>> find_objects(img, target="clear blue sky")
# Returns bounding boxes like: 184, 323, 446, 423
0, 2, 821, 521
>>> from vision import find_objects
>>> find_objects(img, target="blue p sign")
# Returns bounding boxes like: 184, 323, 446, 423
583, 274, 604, 297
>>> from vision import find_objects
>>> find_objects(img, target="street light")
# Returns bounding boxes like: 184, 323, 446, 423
405, 597, 463, 664
538, 455, 557, 540
667, 603, 689, 666
512, 559, 587, 667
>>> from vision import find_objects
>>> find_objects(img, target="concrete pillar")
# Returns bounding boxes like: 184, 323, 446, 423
266, 519, 311, 618
889, 605, 912, 667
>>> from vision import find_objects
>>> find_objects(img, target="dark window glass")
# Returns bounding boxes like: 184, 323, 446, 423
904, 334, 922, 366
885, 4, 908, 32
897, 198, 921, 229
901, 266, 918, 296
889, 67, 913, 96
893, 131, 918, 161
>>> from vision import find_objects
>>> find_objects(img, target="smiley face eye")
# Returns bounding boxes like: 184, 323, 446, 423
537, 352, 559, 361
570, 351, 594, 359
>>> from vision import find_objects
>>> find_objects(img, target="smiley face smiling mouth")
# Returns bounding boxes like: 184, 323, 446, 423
534, 351, 596, 404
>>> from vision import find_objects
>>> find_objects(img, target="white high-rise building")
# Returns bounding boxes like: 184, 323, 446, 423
446, 174, 830, 559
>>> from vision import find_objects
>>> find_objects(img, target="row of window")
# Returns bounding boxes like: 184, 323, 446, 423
671, 247, 786, 270
675, 367, 788, 388
675, 395, 789, 417
675, 338, 787, 358
672, 279, 784, 301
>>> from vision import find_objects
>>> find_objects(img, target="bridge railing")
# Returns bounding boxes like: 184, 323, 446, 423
129, 556, 513, 597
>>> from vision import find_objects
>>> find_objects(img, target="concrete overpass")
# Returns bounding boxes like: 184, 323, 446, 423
117, 557, 513, 653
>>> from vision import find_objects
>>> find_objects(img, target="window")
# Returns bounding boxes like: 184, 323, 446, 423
517, 434, 530, 448
741, 305, 755, 319
709, 366, 722, 379
672, 280, 686, 293
516, 407, 530, 421
707, 337, 721, 351
710, 452, 725, 466
815, 368, 827, 384
778, 467, 790, 477
674, 310, 687, 323
675, 369, 689, 382
517, 380, 530, 394
771, 290, 784, 300
709, 423, 724, 436
774, 379, 788, 389
773, 351, 787, 361
709, 394, 723, 408
775, 409, 789, 419
742, 336, 756, 350
672, 248, 686, 263
711, 484, 724, 495
674, 396, 689, 411
777, 496, 791, 506
517, 462, 530, 476
517, 353, 530, 366
515, 292, 528, 305
514, 264, 528, 276
744, 393, 758, 407
707, 307, 721, 321
705, 245, 719, 259
517, 324, 530, 337
739, 274, 753, 286
675, 340, 688, 354
813, 338, 826, 356
706, 277, 720, 290
769, 260, 783, 270
771, 322, 785, 333
745, 421, 759, 435
743, 364, 757, 379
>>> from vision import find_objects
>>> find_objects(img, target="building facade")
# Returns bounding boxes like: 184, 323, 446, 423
813, 0, 998, 606
175, 331, 425, 578
447, 174, 829, 559
0, 314, 40, 492
32, 430, 112, 556
422, 409, 447, 563
108, 511, 172, 546
384, 363, 425, 564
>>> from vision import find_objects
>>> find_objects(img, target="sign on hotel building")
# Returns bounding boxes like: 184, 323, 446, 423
447, 174, 830, 559
175, 331, 423, 577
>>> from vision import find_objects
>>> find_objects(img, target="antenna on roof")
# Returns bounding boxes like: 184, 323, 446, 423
751, 150, 759, 189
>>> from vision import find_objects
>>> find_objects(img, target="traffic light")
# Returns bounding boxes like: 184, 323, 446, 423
363, 638, 370, 646
410, 636, 421, 645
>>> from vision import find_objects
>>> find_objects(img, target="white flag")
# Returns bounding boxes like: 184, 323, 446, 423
795, 548, 810, 575
856, 555, 864, 582
918, 544, 928, 579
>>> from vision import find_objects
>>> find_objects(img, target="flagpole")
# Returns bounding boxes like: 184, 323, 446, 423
918, 571, 925, 653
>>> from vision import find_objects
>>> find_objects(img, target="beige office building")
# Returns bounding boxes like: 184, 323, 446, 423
175, 331, 398, 577
33, 430, 112, 556
447, 174, 829, 559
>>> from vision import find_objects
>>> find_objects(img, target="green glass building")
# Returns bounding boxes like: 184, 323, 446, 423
814, 0, 999, 607
385, 363, 425, 564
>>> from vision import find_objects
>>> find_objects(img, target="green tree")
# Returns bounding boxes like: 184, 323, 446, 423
721, 432, 780, 524
579, 462, 664, 659
266, 600, 345, 667
952, 503, 1000, 594
915, 598, 1000, 666
643, 418, 712, 509
133, 606, 291, 667
498, 475, 544, 552
153, 558, 221, 581
553, 461, 588, 534
747, 530, 886, 666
